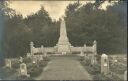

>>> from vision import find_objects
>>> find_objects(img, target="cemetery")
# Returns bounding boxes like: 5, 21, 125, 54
0, 17, 127, 80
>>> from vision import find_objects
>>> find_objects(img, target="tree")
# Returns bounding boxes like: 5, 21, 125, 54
65, 2, 127, 54
3, 6, 60, 57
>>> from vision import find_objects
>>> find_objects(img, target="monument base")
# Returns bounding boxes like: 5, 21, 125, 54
56, 44, 71, 54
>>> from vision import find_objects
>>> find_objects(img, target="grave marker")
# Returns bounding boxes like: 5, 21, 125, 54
101, 54, 109, 74
19, 63, 28, 76
19, 56, 23, 63
124, 70, 127, 81
5, 59, 11, 68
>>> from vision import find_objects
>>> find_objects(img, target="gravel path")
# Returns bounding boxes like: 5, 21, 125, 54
35, 56, 92, 80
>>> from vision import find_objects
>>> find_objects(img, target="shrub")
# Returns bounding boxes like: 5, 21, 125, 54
79, 56, 84, 61
43, 57, 50, 61
28, 66, 42, 77
12, 62, 20, 69
110, 63, 127, 74
16, 75, 33, 80
23, 58, 32, 63
38, 60, 48, 67
0, 67, 16, 79
84, 58, 91, 66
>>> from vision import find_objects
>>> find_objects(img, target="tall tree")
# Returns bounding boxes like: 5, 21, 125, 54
65, 2, 127, 54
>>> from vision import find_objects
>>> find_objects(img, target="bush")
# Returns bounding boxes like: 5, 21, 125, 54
93, 73, 111, 80
0, 67, 16, 79
38, 60, 48, 67
43, 57, 50, 61
16, 75, 33, 80
110, 63, 127, 74
79, 56, 84, 61
12, 62, 20, 69
27, 63, 37, 70
23, 58, 32, 63
28, 66, 42, 77
84, 58, 91, 66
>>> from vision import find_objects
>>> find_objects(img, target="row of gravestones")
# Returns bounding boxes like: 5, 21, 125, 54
27, 52, 47, 63
82, 53, 127, 81
4, 53, 48, 78
5, 58, 29, 77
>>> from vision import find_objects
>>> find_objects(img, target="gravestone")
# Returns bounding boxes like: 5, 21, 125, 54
101, 54, 109, 74
80, 51, 84, 56
36, 55, 43, 61
124, 70, 127, 81
19, 56, 23, 63
93, 40, 97, 55
27, 53, 31, 58
91, 55, 95, 65
19, 63, 29, 76
5, 59, 11, 68
32, 56, 37, 64
41, 45, 44, 54
84, 44, 86, 52
30, 42, 34, 55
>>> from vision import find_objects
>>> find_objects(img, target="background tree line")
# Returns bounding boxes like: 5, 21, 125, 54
1, 1, 127, 58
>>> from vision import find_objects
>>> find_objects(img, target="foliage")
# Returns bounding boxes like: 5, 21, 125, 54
16, 75, 33, 80
0, 67, 16, 79
65, 2, 127, 54
29, 67, 42, 77
23, 57, 32, 63
110, 62, 127, 74
43, 56, 50, 61
2, 1, 127, 58
38, 60, 48, 67
3, 6, 59, 57
12, 62, 20, 69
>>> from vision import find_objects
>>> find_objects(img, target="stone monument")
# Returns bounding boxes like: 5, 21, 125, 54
56, 18, 71, 54
101, 54, 109, 74
19, 63, 29, 76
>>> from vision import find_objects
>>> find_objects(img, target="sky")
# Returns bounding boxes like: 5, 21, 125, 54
8, 1, 113, 20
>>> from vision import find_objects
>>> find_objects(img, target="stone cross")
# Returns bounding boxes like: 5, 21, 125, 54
5, 59, 11, 68
101, 54, 109, 74
19, 63, 28, 76
124, 70, 127, 81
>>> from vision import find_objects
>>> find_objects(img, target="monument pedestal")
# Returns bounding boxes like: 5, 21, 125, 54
56, 44, 71, 54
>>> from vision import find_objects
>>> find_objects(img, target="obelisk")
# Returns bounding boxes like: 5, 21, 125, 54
56, 18, 71, 54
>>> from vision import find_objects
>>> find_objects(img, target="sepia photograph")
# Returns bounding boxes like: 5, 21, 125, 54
0, 0, 127, 80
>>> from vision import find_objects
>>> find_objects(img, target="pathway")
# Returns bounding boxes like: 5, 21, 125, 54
35, 55, 92, 80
